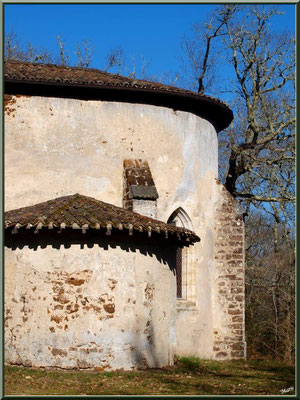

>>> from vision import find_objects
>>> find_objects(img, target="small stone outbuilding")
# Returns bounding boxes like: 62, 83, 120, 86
4, 61, 246, 370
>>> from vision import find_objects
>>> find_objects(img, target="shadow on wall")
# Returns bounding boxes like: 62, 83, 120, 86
131, 319, 162, 369
5, 229, 176, 370
4, 229, 177, 274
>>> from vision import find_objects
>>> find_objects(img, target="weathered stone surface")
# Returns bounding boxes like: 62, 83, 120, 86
212, 183, 246, 360
5, 237, 177, 370
123, 159, 159, 219
4, 81, 245, 368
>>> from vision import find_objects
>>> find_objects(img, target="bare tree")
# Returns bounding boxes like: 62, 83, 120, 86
182, 5, 295, 362
104, 46, 125, 74
5, 31, 26, 61
245, 211, 295, 361
126, 54, 153, 81
140, 54, 152, 80
24, 41, 52, 63
183, 5, 295, 206
25, 42, 39, 62
184, 5, 236, 93
222, 7, 295, 204
128, 55, 136, 79
75, 38, 94, 68
5, 32, 52, 63
56, 35, 70, 66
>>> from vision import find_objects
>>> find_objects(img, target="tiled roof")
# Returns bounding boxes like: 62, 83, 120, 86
4, 60, 223, 105
4, 61, 233, 132
4, 193, 200, 245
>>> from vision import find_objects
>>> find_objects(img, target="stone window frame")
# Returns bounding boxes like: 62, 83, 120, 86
167, 207, 195, 305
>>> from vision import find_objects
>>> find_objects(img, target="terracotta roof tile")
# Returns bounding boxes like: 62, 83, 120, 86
4, 193, 200, 245
4, 60, 231, 119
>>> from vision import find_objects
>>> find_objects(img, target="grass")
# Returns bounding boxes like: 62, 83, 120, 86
4, 357, 295, 396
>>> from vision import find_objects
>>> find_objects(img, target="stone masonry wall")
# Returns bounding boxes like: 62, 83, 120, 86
213, 181, 246, 360
5, 94, 222, 359
5, 236, 177, 370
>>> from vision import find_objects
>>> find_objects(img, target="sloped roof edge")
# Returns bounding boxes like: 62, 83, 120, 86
4, 193, 200, 245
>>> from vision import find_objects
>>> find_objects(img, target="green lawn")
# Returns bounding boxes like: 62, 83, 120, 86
4, 357, 295, 396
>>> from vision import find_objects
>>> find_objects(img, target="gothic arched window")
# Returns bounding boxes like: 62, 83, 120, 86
167, 208, 193, 300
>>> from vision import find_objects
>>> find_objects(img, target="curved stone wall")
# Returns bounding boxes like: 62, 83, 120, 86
5, 94, 245, 362
5, 233, 177, 369
5, 95, 218, 213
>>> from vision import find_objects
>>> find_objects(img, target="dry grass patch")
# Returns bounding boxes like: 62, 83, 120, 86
4, 357, 295, 396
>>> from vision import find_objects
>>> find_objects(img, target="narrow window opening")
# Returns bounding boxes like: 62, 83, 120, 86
167, 207, 193, 300
176, 247, 183, 298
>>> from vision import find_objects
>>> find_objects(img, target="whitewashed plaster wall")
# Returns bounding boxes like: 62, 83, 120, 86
5, 95, 221, 360
5, 236, 177, 370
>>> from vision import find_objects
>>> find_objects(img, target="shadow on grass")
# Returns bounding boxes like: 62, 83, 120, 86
4, 358, 296, 396
176, 357, 295, 382
247, 361, 294, 374
176, 357, 220, 374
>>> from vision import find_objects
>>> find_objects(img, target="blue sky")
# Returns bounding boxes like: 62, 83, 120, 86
4, 3, 296, 87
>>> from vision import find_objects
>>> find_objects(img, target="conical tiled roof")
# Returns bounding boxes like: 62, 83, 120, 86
4, 60, 233, 132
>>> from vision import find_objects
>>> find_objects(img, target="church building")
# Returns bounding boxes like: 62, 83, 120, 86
4, 61, 246, 370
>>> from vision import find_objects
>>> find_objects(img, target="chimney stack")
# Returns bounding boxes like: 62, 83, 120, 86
123, 159, 159, 219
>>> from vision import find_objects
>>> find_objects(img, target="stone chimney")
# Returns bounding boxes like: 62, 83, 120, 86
123, 159, 159, 219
